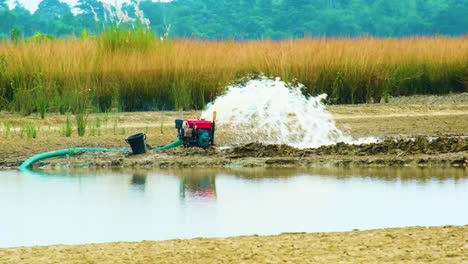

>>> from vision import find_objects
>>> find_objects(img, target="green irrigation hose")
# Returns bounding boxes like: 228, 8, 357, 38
153, 139, 183, 151
18, 139, 183, 171
18, 147, 129, 171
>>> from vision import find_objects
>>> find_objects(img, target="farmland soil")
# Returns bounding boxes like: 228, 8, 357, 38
0, 93, 467, 169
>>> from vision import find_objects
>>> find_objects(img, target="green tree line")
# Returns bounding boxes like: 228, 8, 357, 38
0, 0, 467, 40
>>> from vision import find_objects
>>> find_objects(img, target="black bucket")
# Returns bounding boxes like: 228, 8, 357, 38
125, 133, 147, 155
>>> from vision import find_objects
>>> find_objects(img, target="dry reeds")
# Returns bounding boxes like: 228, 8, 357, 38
0, 34, 466, 113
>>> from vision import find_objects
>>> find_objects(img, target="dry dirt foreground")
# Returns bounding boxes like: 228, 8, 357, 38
0, 94, 467, 169
0, 226, 466, 264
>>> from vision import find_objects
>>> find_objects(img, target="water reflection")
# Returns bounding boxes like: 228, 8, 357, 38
179, 174, 217, 201
0, 167, 466, 248
130, 172, 147, 190
22, 166, 466, 183
159, 167, 467, 182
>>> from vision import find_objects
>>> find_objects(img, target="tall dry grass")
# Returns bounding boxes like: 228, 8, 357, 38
0, 35, 467, 114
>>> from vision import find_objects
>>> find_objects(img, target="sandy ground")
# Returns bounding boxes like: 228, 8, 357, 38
0, 225, 466, 263
0, 94, 466, 169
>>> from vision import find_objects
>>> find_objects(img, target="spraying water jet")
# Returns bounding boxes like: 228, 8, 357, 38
202, 76, 368, 148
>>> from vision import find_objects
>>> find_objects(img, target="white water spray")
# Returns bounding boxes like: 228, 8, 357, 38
202, 77, 376, 149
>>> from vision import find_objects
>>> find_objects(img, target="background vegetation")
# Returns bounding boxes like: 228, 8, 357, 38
0, 34, 466, 115
0, 0, 467, 116
0, 0, 467, 40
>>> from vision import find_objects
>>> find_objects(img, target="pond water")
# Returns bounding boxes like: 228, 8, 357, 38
0, 167, 466, 248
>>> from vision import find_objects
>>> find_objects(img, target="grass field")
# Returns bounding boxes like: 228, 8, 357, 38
0, 32, 467, 116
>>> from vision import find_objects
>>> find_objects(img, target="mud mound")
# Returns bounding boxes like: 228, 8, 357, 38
166, 146, 221, 156
227, 137, 468, 158
227, 142, 302, 158
313, 137, 467, 156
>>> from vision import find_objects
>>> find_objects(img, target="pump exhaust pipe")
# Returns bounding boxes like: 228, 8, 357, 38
211, 111, 216, 145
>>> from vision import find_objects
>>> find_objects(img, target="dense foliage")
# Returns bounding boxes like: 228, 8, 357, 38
0, 36, 466, 114
0, 0, 467, 40
0, 1, 467, 115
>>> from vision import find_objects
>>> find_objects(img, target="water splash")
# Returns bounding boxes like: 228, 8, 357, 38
202, 77, 376, 148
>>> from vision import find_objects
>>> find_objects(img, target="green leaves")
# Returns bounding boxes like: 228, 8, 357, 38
1, 0, 468, 39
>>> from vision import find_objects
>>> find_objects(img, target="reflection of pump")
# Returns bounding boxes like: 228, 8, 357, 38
179, 175, 216, 200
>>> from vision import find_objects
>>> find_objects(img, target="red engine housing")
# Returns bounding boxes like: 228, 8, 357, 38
186, 119, 213, 130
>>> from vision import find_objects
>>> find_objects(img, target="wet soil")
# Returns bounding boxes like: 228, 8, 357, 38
0, 94, 467, 169
1, 225, 466, 264
47, 137, 465, 169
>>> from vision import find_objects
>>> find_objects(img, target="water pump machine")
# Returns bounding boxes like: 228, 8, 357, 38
19, 112, 218, 170
175, 112, 216, 148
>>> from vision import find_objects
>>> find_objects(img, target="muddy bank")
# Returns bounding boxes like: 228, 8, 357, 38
0, 225, 465, 264
27, 136, 467, 169
1, 96, 467, 169
229, 137, 467, 157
